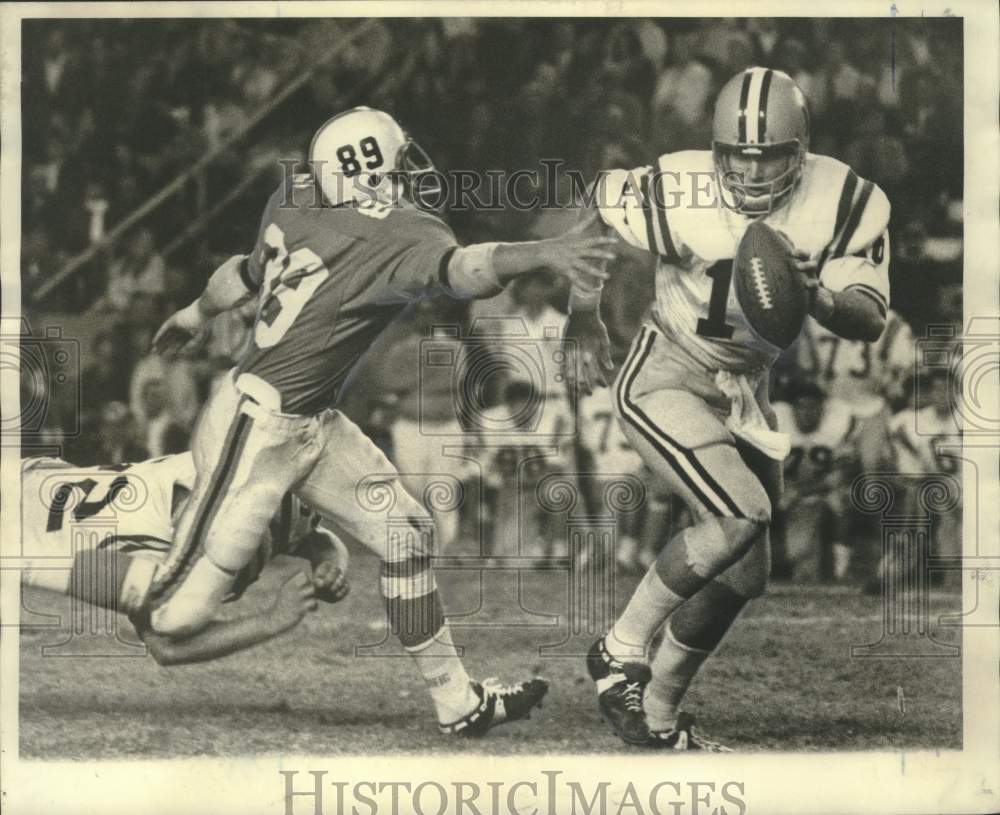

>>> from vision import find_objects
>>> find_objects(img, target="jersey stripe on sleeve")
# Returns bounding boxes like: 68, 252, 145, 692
817, 169, 858, 270
832, 179, 875, 259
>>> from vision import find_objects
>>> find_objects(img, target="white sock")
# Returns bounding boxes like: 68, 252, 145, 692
606, 564, 687, 663
644, 625, 710, 731
406, 623, 478, 724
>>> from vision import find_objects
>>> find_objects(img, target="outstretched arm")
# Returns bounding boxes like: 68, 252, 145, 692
442, 210, 617, 299
152, 254, 258, 356
138, 571, 316, 666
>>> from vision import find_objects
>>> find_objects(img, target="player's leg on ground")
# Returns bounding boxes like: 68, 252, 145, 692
644, 442, 778, 735
588, 373, 769, 744
608, 388, 771, 663
299, 409, 547, 732
146, 374, 318, 637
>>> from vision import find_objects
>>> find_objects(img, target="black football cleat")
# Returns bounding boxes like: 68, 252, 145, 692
587, 637, 651, 745
645, 712, 732, 752
439, 677, 549, 738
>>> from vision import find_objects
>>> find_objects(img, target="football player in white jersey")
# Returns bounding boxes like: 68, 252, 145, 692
772, 380, 858, 581
886, 366, 962, 567
564, 67, 891, 748
20, 453, 349, 665
576, 388, 646, 570
797, 308, 914, 420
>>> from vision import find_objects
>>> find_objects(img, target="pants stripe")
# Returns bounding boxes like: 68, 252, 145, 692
616, 328, 745, 519
150, 402, 254, 602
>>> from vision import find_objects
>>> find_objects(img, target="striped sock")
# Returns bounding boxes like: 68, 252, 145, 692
644, 623, 710, 731
606, 564, 687, 663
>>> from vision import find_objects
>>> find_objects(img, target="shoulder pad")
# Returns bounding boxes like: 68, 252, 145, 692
389, 206, 457, 245
827, 172, 890, 259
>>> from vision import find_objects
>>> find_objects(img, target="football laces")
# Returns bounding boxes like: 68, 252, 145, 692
749, 256, 774, 310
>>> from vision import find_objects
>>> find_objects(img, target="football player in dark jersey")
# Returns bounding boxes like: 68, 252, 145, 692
149, 107, 617, 737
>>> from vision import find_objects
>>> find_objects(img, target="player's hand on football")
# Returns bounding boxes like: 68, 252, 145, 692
562, 310, 614, 396
541, 212, 618, 291
274, 571, 318, 627
151, 302, 210, 358
776, 230, 833, 319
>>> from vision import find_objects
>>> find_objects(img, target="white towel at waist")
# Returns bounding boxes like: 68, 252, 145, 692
714, 370, 791, 461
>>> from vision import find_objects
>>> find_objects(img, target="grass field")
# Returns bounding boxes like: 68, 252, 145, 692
18, 545, 963, 758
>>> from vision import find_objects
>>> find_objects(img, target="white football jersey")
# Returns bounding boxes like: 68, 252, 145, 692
20, 453, 319, 602
773, 398, 858, 484
888, 408, 962, 475
473, 406, 558, 489
798, 309, 913, 417
597, 151, 891, 373
20, 453, 196, 560
577, 390, 643, 475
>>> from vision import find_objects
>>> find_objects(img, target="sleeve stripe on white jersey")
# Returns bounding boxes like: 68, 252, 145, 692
832, 179, 875, 259
818, 169, 858, 270
639, 172, 660, 256
653, 157, 681, 261
846, 283, 889, 317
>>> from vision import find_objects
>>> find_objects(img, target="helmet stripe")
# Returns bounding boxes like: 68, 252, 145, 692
737, 70, 753, 142
757, 69, 774, 142
743, 68, 765, 143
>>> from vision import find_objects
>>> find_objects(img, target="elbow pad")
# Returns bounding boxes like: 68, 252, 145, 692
444, 243, 503, 298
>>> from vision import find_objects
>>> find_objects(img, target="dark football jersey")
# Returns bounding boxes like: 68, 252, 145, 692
236, 176, 458, 414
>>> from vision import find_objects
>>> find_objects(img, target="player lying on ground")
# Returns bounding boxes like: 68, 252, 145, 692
149, 107, 618, 737
20, 452, 348, 666
563, 67, 890, 749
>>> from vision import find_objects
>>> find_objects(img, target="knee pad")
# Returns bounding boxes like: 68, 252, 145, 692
683, 517, 766, 574
656, 516, 765, 597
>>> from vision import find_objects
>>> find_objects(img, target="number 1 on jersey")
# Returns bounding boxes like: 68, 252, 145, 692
695, 260, 735, 340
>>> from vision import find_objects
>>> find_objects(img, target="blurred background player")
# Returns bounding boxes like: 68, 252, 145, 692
795, 308, 914, 422
575, 386, 647, 572
565, 67, 892, 749
885, 364, 962, 588
473, 380, 556, 561
149, 107, 617, 737
20, 452, 349, 665
772, 379, 858, 582
370, 299, 471, 552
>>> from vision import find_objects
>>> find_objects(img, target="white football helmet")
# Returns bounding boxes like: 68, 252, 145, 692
309, 106, 440, 208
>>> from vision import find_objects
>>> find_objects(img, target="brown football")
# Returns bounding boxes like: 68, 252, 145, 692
733, 221, 809, 350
